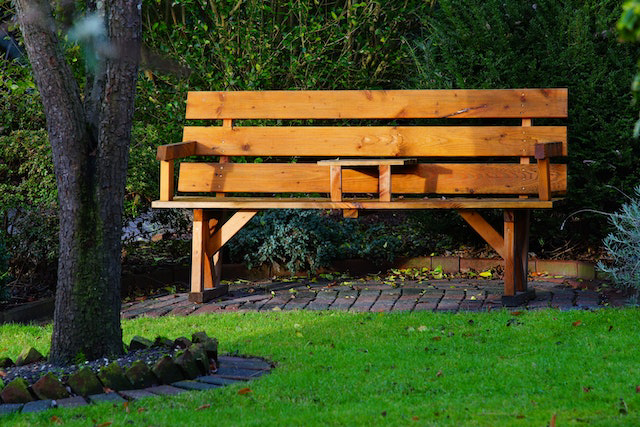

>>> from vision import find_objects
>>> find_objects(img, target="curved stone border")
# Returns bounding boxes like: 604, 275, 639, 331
0, 355, 272, 415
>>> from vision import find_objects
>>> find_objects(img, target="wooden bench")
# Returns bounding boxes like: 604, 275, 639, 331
152, 89, 568, 305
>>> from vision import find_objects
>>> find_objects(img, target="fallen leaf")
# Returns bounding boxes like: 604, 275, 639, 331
137, 407, 147, 413
196, 404, 211, 411
479, 270, 492, 278
123, 401, 129, 413
381, 411, 387, 417
51, 415, 62, 424
436, 370, 443, 377
516, 414, 525, 419
95, 423, 112, 427
431, 336, 441, 341
550, 414, 556, 427
0, 370, 6, 378
510, 311, 524, 316
417, 325, 427, 332
412, 416, 420, 421
238, 387, 252, 395
572, 320, 582, 327
636, 385, 640, 393
103, 387, 114, 394
583, 386, 592, 393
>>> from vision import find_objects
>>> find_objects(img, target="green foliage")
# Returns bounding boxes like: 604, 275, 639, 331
597, 186, 640, 298
125, 123, 164, 218
0, 233, 10, 303
229, 210, 436, 273
408, 0, 640, 249
0, 130, 59, 274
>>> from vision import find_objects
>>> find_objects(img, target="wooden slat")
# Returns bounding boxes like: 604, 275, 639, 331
153, 196, 559, 210
177, 163, 567, 195
186, 89, 568, 119
157, 141, 197, 161
183, 126, 567, 157
457, 210, 505, 258
318, 158, 416, 166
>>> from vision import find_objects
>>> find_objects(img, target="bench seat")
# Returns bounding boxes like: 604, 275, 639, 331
152, 196, 559, 210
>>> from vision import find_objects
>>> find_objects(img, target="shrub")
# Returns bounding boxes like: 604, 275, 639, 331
407, 0, 640, 251
229, 210, 443, 273
597, 186, 640, 299
0, 233, 10, 303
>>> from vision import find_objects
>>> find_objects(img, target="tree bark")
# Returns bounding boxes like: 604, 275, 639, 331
15, 0, 141, 364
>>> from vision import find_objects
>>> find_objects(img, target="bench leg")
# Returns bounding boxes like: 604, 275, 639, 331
502, 209, 534, 306
190, 209, 229, 303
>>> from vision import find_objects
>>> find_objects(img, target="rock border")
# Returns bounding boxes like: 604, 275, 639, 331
0, 332, 273, 416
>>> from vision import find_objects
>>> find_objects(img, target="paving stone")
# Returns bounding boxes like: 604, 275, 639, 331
196, 376, 246, 386
0, 403, 24, 416
118, 389, 157, 400
216, 367, 262, 379
88, 393, 127, 404
54, 396, 89, 408
412, 301, 437, 311
305, 302, 330, 310
21, 400, 53, 413
172, 380, 221, 391
192, 305, 224, 315
218, 357, 272, 371
146, 385, 188, 396
391, 300, 417, 311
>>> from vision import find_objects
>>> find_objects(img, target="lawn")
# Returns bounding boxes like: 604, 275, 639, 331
1, 308, 639, 426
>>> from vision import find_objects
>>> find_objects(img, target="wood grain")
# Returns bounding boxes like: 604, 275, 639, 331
182, 126, 567, 157
186, 89, 568, 119
177, 163, 567, 195
157, 141, 196, 161
153, 196, 559, 210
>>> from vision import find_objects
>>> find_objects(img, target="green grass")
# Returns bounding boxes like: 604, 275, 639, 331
1, 309, 639, 426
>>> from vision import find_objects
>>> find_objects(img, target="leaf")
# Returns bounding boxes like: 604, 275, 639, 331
51, 415, 62, 424
550, 414, 556, 427
431, 336, 441, 341
479, 270, 492, 278
636, 385, 640, 393
0, 370, 6, 378
196, 404, 211, 410
238, 387, 252, 395
436, 370, 443, 377
123, 401, 130, 413
510, 311, 524, 316
95, 423, 113, 427
417, 325, 427, 332
572, 320, 582, 327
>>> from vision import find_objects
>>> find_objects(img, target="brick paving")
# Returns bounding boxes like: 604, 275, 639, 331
118, 278, 614, 321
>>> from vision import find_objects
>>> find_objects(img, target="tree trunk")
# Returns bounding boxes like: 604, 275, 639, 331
15, 0, 141, 364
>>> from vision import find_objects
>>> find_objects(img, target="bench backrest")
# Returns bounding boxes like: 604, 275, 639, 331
169, 89, 567, 198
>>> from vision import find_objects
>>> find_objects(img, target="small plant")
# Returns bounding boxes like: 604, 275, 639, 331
597, 186, 640, 300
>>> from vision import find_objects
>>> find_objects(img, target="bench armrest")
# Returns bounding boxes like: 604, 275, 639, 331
535, 141, 564, 201
157, 140, 197, 161
534, 141, 564, 160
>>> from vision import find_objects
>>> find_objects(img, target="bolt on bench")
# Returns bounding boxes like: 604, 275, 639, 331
152, 89, 568, 305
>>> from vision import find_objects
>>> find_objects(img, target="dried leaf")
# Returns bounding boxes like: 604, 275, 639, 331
137, 407, 147, 413
412, 416, 420, 421
51, 415, 62, 424
95, 423, 113, 427
572, 320, 582, 327
510, 311, 524, 316
431, 336, 441, 341
196, 404, 211, 411
123, 401, 130, 413
0, 370, 6, 378
238, 387, 252, 395
583, 386, 592, 393
436, 370, 443, 377
516, 414, 525, 419
636, 385, 640, 393
479, 270, 492, 278
550, 414, 556, 427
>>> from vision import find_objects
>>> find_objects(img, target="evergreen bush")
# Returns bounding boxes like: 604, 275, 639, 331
597, 186, 640, 298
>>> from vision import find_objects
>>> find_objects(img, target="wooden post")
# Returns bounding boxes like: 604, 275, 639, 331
379, 164, 391, 202
537, 158, 552, 201
189, 209, 229, 303
520, 118, 531, 199
502, 209, 535, 306
330, 165, 342, 201
159, 160, 174, 201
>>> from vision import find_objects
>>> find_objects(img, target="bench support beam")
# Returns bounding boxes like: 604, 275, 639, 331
190, 209, 227, 303
458, 209, 534, 303
502, 210, 535, 305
